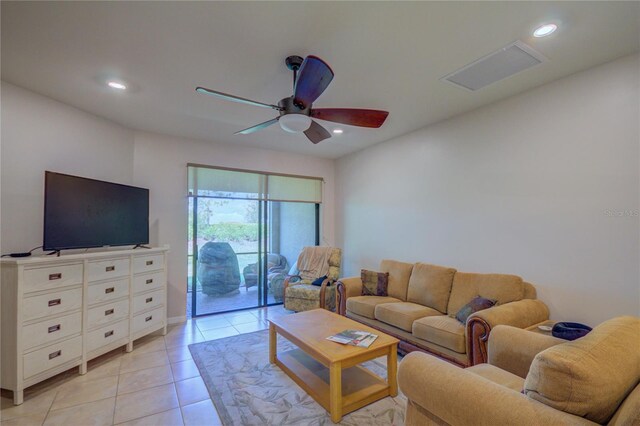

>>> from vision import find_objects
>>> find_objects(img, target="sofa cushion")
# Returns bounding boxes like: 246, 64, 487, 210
413, 315, 466, 353
361, 269, 389, 296
467, 363, 525, 393
380, 260, 414, 301
406, 263, 456, 314
524, 316, 640, 424
447, 272, 524, 317
375, 302, 442, 332
346, 296, 401, 319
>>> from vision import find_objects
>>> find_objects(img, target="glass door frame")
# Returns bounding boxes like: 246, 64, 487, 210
189, 196, 320, 317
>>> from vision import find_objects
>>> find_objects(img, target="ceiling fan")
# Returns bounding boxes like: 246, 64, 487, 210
196, 55, 389, 144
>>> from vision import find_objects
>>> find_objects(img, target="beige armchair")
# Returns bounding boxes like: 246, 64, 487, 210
283, 247, 341, 312
398, 316, 640, 425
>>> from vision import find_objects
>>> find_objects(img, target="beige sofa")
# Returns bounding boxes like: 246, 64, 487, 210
336, 260, 549, 366
398, 316, 640, 425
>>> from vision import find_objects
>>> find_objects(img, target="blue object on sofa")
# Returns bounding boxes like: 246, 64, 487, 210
552, 322, 592, 341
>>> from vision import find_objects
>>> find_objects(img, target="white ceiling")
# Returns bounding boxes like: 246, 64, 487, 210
2, 2, 638, 159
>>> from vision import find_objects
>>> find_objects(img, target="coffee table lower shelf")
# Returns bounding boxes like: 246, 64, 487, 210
275, 348, 392, 421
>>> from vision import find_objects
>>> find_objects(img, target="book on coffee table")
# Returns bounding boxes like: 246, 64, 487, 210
327, 329, 378, 348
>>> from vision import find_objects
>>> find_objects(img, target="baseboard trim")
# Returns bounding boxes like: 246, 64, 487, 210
168, 315, 187, 325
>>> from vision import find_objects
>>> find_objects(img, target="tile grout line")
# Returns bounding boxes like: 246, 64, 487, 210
109, 381, 179, 425
41, 394, 116, 423
40, 377, 62, 425
173, 382, 186, 426
112, 407, 182, 426
111, 369, 121, 426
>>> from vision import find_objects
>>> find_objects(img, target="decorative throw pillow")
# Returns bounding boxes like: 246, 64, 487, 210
361, 269, 389, 296
455, 296, 496, 324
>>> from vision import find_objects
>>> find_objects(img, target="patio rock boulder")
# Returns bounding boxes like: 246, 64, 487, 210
197, 242, 241, 296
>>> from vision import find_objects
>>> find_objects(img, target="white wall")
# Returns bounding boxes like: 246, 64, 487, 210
336, 54, 640, 325
132, 131, 335, 319
0, 82, 135, 253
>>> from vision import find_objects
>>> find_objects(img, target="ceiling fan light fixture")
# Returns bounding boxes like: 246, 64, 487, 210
279, 114, 312, 133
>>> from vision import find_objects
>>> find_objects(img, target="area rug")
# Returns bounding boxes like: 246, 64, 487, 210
189, 330, 406, 425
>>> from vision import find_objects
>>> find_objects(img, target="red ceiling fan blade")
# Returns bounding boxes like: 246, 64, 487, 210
311, 108, 389, 128
304, 120, 331, 144
234, 117, 279, 135
293, 56, 334, 109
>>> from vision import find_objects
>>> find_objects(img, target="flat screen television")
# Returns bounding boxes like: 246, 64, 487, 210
43, 171, 149, 251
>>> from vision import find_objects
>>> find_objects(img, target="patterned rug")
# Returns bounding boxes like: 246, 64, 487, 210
189, 330, 406, 425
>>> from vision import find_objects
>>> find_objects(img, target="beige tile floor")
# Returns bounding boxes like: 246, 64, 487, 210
0, 305, 293, 426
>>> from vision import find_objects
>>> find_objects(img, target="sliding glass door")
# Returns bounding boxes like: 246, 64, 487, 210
187, 165, 321, 317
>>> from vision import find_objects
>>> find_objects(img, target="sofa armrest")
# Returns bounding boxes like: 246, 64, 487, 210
488, 325, 566, 379
335, 276, 362, 316
466, 299, 549, 365
398, 352, 596, 426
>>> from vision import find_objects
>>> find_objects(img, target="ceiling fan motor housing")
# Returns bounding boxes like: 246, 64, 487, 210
278, 96, 310, 115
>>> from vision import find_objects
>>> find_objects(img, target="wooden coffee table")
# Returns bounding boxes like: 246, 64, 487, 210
268, 309, 399, 423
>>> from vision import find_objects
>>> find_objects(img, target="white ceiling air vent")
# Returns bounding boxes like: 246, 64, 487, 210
441, 41, 547, 91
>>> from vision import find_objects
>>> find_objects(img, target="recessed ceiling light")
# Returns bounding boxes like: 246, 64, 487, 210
332, 129, 343, 134
533, 24, 557, 38
107, 81, 127, 90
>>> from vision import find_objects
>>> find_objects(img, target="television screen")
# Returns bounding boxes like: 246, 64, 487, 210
43, 171, 149, 250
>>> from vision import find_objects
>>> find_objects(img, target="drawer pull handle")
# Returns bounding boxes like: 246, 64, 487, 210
49, 350, 62, 360
146, 297, 153, 303
48, 324, 61, 333
106, 266, 115, 272
146, 279, 153, 284
105, 287, 115, 294
48, 299, 62, 307
105, 309, 115, 316
104, 330, 114, 338
49, 273, 62, 280
145, 315, 153, 322
146, 260, 153, 266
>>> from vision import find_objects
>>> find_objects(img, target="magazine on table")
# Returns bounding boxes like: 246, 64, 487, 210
327, 329, 378, 348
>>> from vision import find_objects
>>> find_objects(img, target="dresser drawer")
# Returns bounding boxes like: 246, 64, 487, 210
86, 319, 129, 353
87, 278, 129, 306
88, 258, 130, 282
23, 264, 83, 294
132, 306, 165, 333
133, 289, 164, 314
23, 335, 82, 379
23, 312, 82, 351
87, 299, 129, 330
133, 254, 164, 274
23, 287, 83, 322
132, 271, 165, 294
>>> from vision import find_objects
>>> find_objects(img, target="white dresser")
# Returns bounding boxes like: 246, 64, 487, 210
0, 246, 169, 405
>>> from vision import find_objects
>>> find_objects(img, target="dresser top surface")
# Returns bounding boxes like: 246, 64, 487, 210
1, 246, 169, 266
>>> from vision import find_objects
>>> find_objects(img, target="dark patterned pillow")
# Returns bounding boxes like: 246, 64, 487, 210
361, 269, 389, 296
455, 296, 496, 324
